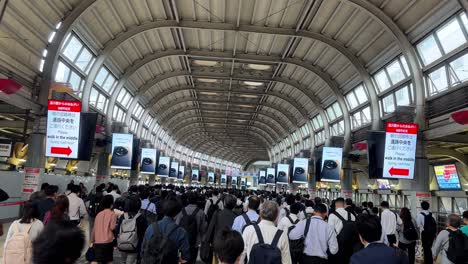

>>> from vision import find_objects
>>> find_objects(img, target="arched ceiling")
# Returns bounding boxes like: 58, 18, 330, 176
0, 0, 462, 165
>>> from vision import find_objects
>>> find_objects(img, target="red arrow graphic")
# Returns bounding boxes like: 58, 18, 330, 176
51, 146, 72, 156
389, 167, 409, 176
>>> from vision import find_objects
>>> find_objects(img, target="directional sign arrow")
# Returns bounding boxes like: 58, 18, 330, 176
389, 167, 409, 176
50, 146, 72, 156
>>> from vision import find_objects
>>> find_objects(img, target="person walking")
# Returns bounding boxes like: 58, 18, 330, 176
380, 201, 402, 247
90, 195, 117, 264
397, 208, 419, 264
232, 196, 260, 233
44, 195, 70, 225
417, 201, 437, 264
67, 184, 87, 226
432, 214, 465, 264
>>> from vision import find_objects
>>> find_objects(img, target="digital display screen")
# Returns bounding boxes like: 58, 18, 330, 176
208, 172, 215, 183
292, 158, 308, 183
259, 171, 266, 185
157, 156, 170, 177
110, 133, 133, 169
276, 164, 289, 184
140, 148, 156, 174
434, 164, 461, 190
266, 167, 276, 185
376, 179, 390, 189
321, 147, 342, 182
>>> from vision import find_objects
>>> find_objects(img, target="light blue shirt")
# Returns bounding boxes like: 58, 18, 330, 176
289, 216, 338, 259
141, 199, 157, 214
232, 210, 259, 233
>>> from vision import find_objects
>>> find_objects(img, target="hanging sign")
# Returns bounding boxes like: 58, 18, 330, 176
276, 164, 290, 184
22, 167, 41, 193
292, 158, 309, 184
178, 165, 185, 179
169, 162, 179, 178
140, 148, 156, 174
45, 100, 81, 159
383, 122, 418, 179
110, 133, 133, 169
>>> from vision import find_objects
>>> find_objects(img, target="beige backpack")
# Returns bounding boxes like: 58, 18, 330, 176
3, 222, 33, 264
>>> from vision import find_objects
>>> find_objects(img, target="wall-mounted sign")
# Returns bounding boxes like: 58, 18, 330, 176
434, 164, 461, 190
266, 167, 276, 185
169, 162, 179, 178
110, 133, 133, 169
276, 164, 289, 184
208, 172, 215, 183
140, 148, 156, 174
0, 140, 12, 157
321, 147, 342, 182
45, 100, 81, 159
157, 156, 170, 177
259, 171, 266, 185
292, 158, 309, 184
221, 174, 227, 185
383, 122, 418, 179
178, 165, 185, 179
191, 169, 199, 182
22, 167, 41, 193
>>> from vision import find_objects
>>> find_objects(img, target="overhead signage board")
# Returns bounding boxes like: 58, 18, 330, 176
276, 163, 290, 184
140, 148, 156, 174
259, 171, 266, 186
266, 167, 276, 185
321, 147, 342, 182
221, 174, 227, 185
383, 122, 418, 179
191, 169, 199, 183
169, 162, 179, 178
434, 164, 461, 190
110, 133, 133, 169
292, 158, 309, 184
208, 172, 215, 183
45, 100, 81, 159
178, 165, 185, 179
157, 156, 170, 177
231, 176, 238, 186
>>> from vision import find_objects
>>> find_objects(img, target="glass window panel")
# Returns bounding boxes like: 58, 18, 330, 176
326, 107, 336, 121
382, 94, 395, 113
374, 69, 391, 92
85, 57, 95, 75
68, 71, 82, 93
102, 74, 116, 93
449, 53, 468, 84
362, 106, 371, 123
55, 61, 70, 82
461, 13, 468, 31
354, 85, 368, 104
75, 48, 93, 71
400, 56, 410, 77
436, 19, 466, 54
117, 88, 132, 108
346, 92, 359, 109
352, 112, 360, 128
455, 198, 468, 214
395, 86, 411, 106
427, 66, 448, 95
62, 36, 82, 61
96, 93, 108, 112
95, 67, 108, 86
417, 35, 443, 66
386, 60, 405, 85
89, 88, 99, 106
333, 102, 342, 117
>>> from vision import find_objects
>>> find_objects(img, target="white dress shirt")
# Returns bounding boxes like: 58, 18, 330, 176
241, 220, 291, 264
289, 216, 339, 259
380, 208, 402, 236
328, 207, 356, 234
108, 190, 121, 201
67, 192, 87, 220
277, 213, 299, 232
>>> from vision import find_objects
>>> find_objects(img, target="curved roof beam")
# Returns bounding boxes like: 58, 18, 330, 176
193, 140, 267, 157
181, 132, 270, 151
178, 131, 272, 150
344, 0, 425, 127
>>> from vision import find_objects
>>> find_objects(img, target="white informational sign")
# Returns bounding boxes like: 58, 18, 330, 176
276, 164, 289, 184
178, 165, 185, 179
0, 141, 12, 157
221, 174, 227, 185
293, 158, 309, 184
45, 100, 81, 159
157, 156, 170, 177
169, 162, 179, 178
383, 122, 418, 179
22, 167, 41, 193
266, 167, 276, 185
321, 147, 343, 182
140, 148, 156, 174
208, 172, 215, 183
192, 169, 199, 182
259, 171, 266, 185
110, 133, 133, 169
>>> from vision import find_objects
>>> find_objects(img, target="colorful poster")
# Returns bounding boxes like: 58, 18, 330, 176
321, 147, 342, 182
110, 133, 133, 169
276, 164, 289, 184
434, 164, 461, 190
383, 122, 418, 179
292, 158, 309, 183
140, 148, 156, 174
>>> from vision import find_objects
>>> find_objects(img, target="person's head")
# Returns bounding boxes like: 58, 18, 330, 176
20, 201, 39, 224
51, 195, 69, 220
314, 197, 322, 205
290, 202, 302, 215
421, 201, 430, 211
99, 195, 114, 211
399, 207, 412, 224
371, 207, 379, 214
213, 190, 219, 197
164, 198, 182, 218
380, 201, 389, 209
447, 214, 461, 229
188, 192, 198, 205
335, 197, 345, 208
214, 229, 244, 264
345, 198, 353, 207
305, 199, 314, 208
247, 196, 260, 211
313, 203, 328, 219
40, 183, 49, 191
224, 194, 237, 210
112, 185, 119, 192
70, 184, 80, 194
362, 201, 368, 208
45, 185, 59, 198
125, 195, 142, 215
285, 194, 295, 206
260, 200, 279, 222
368, 201, 374, 209
32, 220, 85, 264
356, 214, 382, 245
139, 190, 150, 200
295, 194, 302, 203
463, 211, 468, 224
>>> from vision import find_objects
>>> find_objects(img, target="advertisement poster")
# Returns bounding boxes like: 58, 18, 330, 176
169, 162, 179, 178
266, 167, 276, 185
140, 148, 156, 174
22, 168, 41, 193
292, 158, 309, 183
240, 177, 246, 186
110, 133, 133, 169
178, 165, 185, 179
231, 176, 238, 187
0, 140, 12, 157
45, 100, 81, 159
208, 172, 215, 183
259, 171, 266, 185
157, 156, 170, 177
321, 147, 342, 182
383, 122, 418, 179
191, 169, 199, 183
434, 164, 461, 190
276, 164, 290, 184
221, 174, 227, 185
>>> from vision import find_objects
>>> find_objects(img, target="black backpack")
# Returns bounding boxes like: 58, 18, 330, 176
241, 213, 259, 233
403, 220, 419, 241
140, 201, 158, 225
446, 229, 468, 264
248, 224, 283, 264
141, 223, 179, 264
87, 192, 103, 218
421, 212, 437, 238
332, 211, 361, 254
287, 216, 307, 263
179, 208, 200, 247
206, 199, 221, 224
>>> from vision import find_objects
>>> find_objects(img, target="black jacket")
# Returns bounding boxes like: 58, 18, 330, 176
205, 209, 237, 243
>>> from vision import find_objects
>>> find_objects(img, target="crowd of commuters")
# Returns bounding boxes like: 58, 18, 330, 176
1, 182, 468, 264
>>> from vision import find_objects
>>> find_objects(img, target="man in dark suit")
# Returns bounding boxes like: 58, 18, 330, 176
350, 214, 409, 264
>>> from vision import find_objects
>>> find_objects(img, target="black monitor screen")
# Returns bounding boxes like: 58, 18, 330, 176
367, 131, 386, 179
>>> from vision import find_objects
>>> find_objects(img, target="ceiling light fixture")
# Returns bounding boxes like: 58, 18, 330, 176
199, 92, 219, 96
238, 94, 258, 98
193, 60, 218, 66
247, 64, 272, 70
198, 78, 218, 83
243, 81, 263, 86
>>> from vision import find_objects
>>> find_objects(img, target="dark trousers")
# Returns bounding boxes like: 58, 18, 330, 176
387, 234, 397, 247
188, 246, 198, 264
399, 241, 416, 264
301, 255, 328, 264
421, 233, 434, 264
